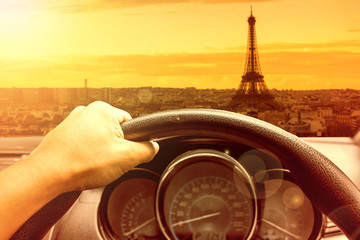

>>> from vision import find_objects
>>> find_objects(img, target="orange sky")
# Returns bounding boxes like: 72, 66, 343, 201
0, 0, 359, 89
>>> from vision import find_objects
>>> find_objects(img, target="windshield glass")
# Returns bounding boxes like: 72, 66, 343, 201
0, 1, 359, 137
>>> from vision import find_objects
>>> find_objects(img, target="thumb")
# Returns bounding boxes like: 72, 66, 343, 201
120, 140, 160, 168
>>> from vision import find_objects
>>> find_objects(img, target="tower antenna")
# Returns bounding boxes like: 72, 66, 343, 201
229, 8, 279, 111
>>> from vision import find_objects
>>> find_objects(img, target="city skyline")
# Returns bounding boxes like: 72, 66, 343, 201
0, 0, 360, 90
1, 87, 359, 137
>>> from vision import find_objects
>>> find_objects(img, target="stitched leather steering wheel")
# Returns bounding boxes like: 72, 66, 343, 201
12, 109, 360, 239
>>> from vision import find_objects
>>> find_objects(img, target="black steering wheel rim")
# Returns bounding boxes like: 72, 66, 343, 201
12, 108, 360, 239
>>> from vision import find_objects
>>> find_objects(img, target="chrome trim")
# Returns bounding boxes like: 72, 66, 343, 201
322, 216, 344, 238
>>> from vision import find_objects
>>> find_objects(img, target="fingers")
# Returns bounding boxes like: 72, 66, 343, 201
131, 140, 159, 162
120, 140, 160, 170
116, 108, 132, 122
86, 101, 132, 123
150, 141, 160, 154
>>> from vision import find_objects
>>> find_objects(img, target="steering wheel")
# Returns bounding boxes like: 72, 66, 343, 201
11, 109, 360, 239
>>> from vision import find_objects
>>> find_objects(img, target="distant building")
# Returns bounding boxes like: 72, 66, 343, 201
335, 113, 353, 136
39, 88, 54, 103
23, 88, 39, 104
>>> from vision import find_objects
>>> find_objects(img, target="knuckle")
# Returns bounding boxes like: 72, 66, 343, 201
75, 105, 85, 111
72, 105, 85, 114
88, 101, 108, 109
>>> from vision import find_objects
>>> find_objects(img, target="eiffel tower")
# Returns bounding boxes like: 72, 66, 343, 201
229, 8, 279, 111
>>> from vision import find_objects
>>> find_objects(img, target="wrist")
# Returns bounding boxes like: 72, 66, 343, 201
24, 152, 71, 197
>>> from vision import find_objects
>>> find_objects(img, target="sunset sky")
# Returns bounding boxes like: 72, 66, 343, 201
0, 0, 359, 89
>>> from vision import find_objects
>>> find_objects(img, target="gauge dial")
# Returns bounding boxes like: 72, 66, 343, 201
169, 176, 253, 239
121, 191, 159, 239
255, 170, 324, 240
156, 149, 257, 240
98, 169, 165, 240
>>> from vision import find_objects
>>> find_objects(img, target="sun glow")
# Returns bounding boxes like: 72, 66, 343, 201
0, 1, 38, 31
0, 0, 359, 89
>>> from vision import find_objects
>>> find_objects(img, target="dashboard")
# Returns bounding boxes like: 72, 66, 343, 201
2, 134, 359, 240
94, 137, 324, 240
2, 107, 360, 240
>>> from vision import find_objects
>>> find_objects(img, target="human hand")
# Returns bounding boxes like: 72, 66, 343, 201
27, 101, 159, 192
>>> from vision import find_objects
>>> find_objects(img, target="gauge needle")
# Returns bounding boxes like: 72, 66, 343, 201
262, 219, 301, 239
123, 217, 156, 237
172, 212, 221, 228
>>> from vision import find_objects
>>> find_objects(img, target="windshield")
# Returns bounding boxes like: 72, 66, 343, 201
0, 1, 359, 137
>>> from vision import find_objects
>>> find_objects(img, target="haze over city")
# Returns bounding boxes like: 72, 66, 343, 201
1, 0, 360, 89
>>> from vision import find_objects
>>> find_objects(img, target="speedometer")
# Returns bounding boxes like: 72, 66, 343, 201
170, 176, 253, 239
156, 149, 258, 240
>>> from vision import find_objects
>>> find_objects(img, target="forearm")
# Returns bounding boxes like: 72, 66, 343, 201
0, 155, 65, 239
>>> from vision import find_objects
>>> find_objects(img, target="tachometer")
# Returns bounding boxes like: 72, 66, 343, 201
156, 149, 258, 240
98, 169, 165, 240
121, 191, 158, 238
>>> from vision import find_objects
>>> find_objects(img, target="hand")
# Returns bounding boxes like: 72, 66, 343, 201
0, 101, 159, 239
28, 101, 159, 192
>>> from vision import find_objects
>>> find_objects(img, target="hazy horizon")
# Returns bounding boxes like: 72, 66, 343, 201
1, 86, 359, 91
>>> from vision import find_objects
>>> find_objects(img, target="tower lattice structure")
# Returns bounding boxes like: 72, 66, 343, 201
229, 8, 277, 111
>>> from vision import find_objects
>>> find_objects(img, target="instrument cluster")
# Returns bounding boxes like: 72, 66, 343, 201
98, 137, 324, 240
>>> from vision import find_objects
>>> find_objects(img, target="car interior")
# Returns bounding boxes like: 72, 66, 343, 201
2, 109, 359, 240
1, 1, 359, 240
